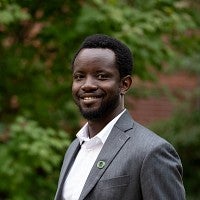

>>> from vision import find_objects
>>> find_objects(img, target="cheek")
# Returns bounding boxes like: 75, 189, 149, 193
106, 82, 120, 93
102, 87, 120, 101
72, 83, 79, 96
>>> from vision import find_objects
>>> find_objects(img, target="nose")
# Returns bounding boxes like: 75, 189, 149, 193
81, 76, 98, 91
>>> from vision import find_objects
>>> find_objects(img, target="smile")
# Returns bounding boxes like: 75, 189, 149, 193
83, 97, 98, 100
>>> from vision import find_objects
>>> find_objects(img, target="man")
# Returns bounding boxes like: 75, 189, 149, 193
55, 34, 185, 200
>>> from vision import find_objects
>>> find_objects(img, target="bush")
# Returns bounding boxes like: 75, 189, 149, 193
0, 116, 71, 200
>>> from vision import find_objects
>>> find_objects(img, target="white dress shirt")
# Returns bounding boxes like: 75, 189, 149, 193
62, 109, 126, 200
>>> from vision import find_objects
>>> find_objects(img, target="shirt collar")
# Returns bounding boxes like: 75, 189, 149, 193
76, 109, 126, 145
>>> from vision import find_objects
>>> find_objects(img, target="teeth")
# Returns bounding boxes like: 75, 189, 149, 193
84, 97, 97, 100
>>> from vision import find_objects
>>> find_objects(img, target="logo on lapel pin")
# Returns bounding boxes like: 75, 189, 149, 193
97, 161, 105, 169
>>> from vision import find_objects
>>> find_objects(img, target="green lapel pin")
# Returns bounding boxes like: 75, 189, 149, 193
97, 160, 106, 169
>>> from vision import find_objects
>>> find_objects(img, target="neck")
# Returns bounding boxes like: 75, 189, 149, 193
87, 107, 124, 138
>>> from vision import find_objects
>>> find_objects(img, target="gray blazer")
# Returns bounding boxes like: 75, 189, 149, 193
54, 111, 185, 200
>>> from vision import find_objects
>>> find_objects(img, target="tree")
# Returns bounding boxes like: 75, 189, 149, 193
0, 0, 199, 130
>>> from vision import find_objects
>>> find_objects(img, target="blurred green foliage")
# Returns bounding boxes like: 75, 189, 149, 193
0, 3, 30, 24
0, 0, 82, 131
1, 0, 199, 129
78, 0, 198, 77
0, 0, 200, 199
0, 116, 70, 200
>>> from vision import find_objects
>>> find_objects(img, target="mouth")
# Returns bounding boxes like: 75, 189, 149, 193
80, 95, 102, 105
83, 96, 99, 100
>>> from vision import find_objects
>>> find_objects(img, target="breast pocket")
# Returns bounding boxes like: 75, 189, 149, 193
97, 175, 130, 190
89, 175, 130, 200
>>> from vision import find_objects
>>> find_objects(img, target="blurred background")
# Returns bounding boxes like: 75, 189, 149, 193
0, 0, 199, 199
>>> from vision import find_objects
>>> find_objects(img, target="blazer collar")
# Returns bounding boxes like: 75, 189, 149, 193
55, 139, 80, 200
78, 110, 134, 200
114, 110, 134, 132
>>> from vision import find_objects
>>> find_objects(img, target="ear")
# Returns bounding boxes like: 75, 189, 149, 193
120, 75, 132, 95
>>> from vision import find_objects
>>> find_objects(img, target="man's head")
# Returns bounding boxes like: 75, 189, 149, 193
72, 34, 133, 122
72, 34, 133, 78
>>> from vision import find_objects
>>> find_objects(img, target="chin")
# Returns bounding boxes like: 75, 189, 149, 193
80, 109, 104, 121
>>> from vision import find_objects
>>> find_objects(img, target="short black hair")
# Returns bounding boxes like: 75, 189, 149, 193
72, 34, 133, 78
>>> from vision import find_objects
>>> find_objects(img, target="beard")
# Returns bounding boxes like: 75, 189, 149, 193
76, 93, 120, 121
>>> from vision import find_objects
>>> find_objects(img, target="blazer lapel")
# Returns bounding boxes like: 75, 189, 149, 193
55, 139, 81, 200
79, 111, 134, 200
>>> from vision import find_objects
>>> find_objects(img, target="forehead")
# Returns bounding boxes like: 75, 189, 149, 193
74, 48, 116, 69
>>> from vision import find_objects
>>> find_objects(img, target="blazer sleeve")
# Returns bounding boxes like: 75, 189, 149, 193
140, 142, 186, 200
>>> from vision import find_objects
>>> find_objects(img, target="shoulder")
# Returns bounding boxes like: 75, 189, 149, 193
118, 112, 180, 160
115, 110, 175, 153
123, 118, 183, 174
132, 120, 169, 146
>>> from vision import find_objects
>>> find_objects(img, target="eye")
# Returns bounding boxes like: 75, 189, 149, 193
97, 73, 108, 80
73, 73, 84, 81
